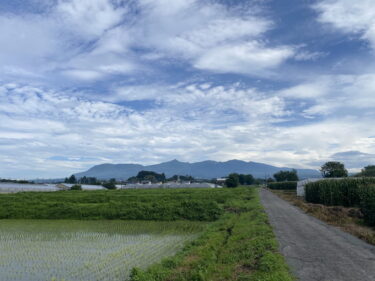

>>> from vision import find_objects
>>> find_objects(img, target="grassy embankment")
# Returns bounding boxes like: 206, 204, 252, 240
267, 181, 297, 190
0, 188, 294, 281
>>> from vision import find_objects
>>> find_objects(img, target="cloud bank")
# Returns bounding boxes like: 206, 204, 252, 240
0, 0, 374, 178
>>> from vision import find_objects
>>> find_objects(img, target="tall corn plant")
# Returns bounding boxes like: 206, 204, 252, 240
359, 184, 375, 226
305, 178, 375, 207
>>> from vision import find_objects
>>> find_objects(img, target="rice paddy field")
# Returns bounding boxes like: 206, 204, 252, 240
0, 187, 294, 281
0, 220, 205, 281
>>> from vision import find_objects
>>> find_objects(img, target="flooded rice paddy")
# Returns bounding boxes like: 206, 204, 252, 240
0, 220, 205, 281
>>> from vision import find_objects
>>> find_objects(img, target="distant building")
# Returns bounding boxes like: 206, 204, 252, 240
120, 182, 221, 189
216, 178, 227, 184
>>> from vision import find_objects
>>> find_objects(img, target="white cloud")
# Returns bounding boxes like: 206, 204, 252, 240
63, 70, 104, 81
0, 14, 63, 70
0, 0, 300, 82
1, 1, 374, 178
330, 151, 375, 170
278, 74, 375, 118
315, 0, 375, 48
279, 81, 330, 99
194, 42, 294, 75
125, 0, 294, 75
1, 79, 374, 178
294, 51, 327, 61
0, 82, 289, 177
56, 0, 127, 38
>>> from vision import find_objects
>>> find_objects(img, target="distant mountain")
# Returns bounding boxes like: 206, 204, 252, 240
74, 159, 321, 180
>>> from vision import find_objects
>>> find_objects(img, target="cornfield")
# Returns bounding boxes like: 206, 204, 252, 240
359, 184, 375, 226
305, 178, 375, 226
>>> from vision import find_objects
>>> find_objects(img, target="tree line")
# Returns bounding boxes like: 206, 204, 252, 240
224, 162, 375, 188
64, 162, 375, 190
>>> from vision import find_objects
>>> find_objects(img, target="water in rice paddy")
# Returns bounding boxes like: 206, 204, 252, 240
0, 220, 205, 281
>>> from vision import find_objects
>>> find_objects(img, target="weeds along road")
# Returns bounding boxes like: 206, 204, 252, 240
260, 188, 375, 281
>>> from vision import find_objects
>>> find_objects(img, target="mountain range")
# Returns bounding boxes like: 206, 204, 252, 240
74, 159, 321, 180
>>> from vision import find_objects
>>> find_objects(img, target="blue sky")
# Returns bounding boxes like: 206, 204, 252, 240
0, 0, 374, 178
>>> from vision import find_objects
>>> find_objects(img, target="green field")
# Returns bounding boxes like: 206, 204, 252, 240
0, 187, 294, 281
0, 188, 230, 221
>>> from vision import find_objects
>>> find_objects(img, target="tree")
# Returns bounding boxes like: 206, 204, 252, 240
238, 174, 246, 185
238, 174, 254, 185
244, 174, 254, 185
80, 176, 87, 184
320, 161, 348, 178
167, 175, 195, 182
356, 165, 375, 177
67, 175, 77, 184
225, 173, 239, 188
129, 171, 166, 183
87, 177, 99, 185
266, 177, 275, 183
273, 170, 299, 182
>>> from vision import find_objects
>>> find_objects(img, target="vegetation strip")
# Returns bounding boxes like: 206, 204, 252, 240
0, 188, 229, 221
130, 188, 294, 281
267, 181, 297, 190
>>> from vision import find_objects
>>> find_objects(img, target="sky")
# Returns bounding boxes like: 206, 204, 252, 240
0, 0, 374, 178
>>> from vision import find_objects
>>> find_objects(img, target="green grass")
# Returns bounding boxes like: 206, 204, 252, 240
0, 188, 235, 221
130, 188, 294, 281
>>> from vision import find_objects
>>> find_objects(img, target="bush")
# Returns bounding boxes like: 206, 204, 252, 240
359, 184, 375, 226
70, 184, 82, 191
305, 178, 375, 207
102, 182, 117, 190
268, 181, 297, 190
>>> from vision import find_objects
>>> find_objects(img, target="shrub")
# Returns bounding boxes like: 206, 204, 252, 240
268, 181, 297, 190
359, 184, 375, 226
102, 182, 117, 190
305, 178, 375, 207
70, 184, 82, 191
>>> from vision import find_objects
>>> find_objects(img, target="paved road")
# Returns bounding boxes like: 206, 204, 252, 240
260, 188, 375, 281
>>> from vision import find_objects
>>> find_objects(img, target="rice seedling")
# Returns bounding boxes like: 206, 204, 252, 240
0, 220, 205, 281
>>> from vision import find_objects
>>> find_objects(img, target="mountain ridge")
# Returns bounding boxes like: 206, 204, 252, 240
74, 159, 321, 180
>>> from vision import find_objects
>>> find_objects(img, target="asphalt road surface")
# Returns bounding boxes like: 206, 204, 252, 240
260, 188, 375, 281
